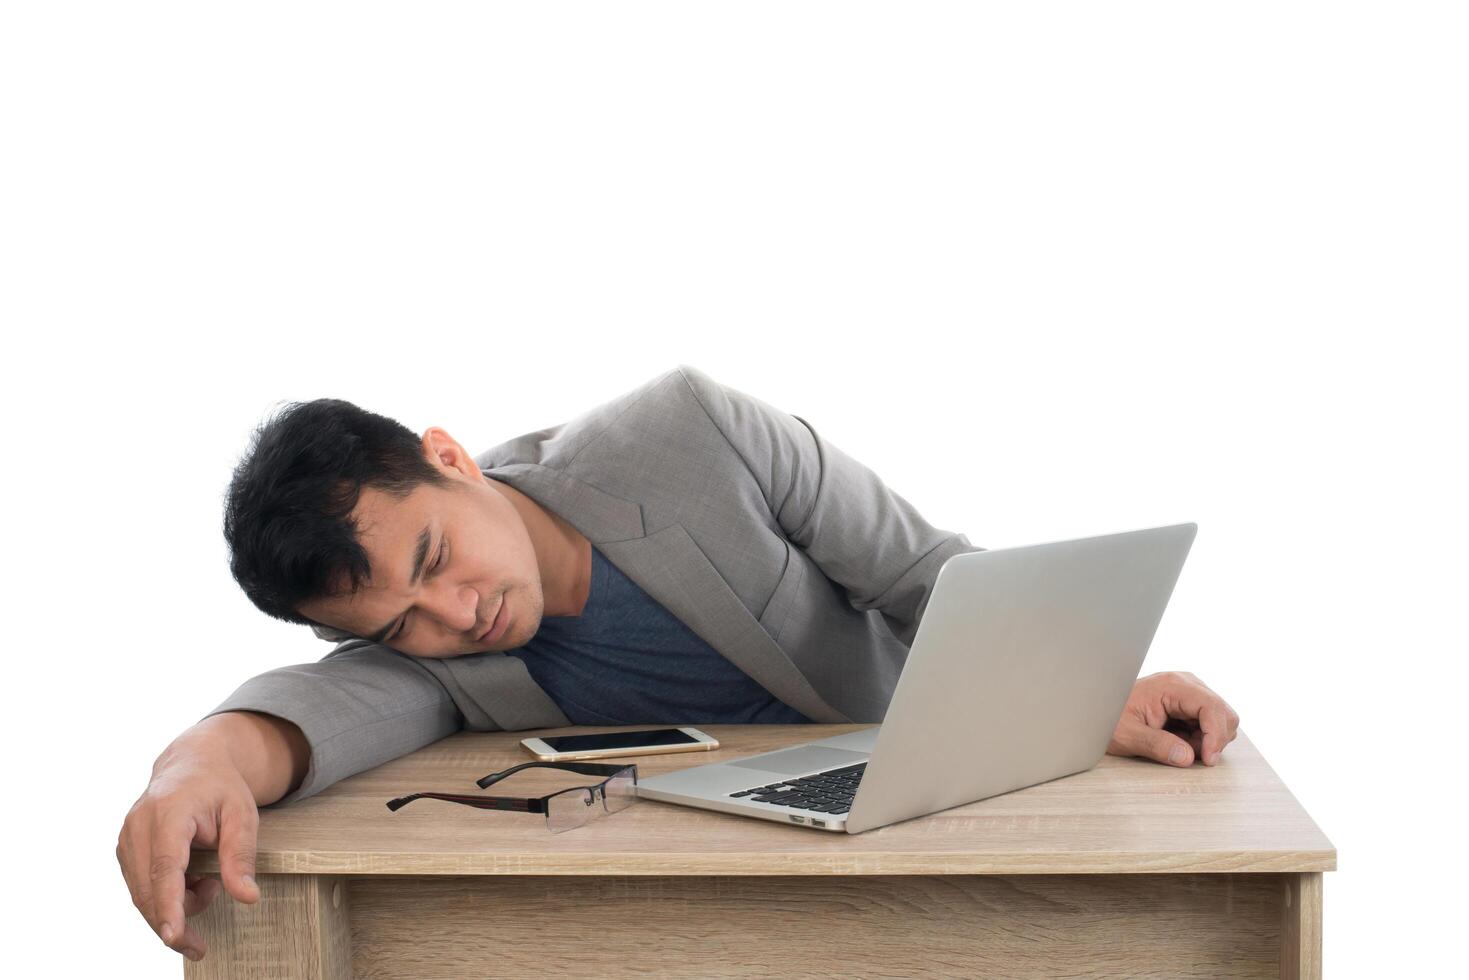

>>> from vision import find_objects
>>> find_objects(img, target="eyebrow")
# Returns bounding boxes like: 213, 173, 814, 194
365, 525, 434, 644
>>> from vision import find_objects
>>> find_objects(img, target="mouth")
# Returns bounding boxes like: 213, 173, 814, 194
477, 596, 509, 645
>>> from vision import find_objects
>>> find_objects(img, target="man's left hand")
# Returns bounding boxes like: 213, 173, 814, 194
1107, 671, 1240, 767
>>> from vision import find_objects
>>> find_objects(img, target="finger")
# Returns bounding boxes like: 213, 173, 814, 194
1118, 717, 1195, 767
148, 813, 197, 956
1164, 719, 1206, 761
183, 874, 221, 918
1185, 727, 1205, 761
173, 920, 209, 961
117, 829, 148, 916
122, 814, 206, 961
1166, 681, 1233, 765
171, 877, 213, 961
120, 819, 167, 938
217, 800, 261, 905
1197, 703, 1232, 764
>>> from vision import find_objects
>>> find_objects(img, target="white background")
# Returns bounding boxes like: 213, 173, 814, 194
3, 3, 1464, 976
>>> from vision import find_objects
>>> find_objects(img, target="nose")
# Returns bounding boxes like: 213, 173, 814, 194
423, 581, 480, 635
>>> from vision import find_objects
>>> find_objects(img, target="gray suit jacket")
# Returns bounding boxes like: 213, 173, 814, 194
204, 365, 982, 806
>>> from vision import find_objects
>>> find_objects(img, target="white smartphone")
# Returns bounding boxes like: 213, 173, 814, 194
520, 726, 720, 762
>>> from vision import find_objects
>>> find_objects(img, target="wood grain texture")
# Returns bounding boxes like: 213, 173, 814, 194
1281, 872, 1324, 979
183, 874, 350, 980
187, 725, 1335, 878
345, 873, 1289, 979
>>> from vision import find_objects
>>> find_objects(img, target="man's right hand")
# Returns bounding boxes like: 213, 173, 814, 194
116, 711, 308, 963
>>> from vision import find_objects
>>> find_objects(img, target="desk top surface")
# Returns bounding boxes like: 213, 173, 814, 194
189, 725, 1335, 877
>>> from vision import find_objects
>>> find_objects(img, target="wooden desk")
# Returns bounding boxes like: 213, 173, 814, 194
185, 725, 1334, 979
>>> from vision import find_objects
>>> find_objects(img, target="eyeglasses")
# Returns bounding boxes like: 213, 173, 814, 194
385, 761, 639, 834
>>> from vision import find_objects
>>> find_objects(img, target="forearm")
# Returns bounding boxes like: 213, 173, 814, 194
163, 710, 309, 808
199, 643, 467, 806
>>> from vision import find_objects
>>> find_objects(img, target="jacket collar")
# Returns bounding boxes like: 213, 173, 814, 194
483, 462, 646, 543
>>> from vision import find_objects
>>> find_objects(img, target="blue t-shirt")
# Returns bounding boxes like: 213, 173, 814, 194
504, 545, 812, 725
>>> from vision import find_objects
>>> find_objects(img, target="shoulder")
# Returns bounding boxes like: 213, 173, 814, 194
475, 365, 743, 469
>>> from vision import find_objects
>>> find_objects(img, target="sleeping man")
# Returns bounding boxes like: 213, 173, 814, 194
116, 364, 1240, 964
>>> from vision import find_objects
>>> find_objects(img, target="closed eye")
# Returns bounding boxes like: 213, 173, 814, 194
391, 538, 449, 643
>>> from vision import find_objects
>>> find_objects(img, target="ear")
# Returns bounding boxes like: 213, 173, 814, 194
421, 427, 483, 482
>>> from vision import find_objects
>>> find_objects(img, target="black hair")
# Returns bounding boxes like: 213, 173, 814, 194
223, 398, 451, 626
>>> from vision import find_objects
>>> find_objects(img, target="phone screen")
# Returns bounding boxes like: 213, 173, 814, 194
539, 728, 698, 752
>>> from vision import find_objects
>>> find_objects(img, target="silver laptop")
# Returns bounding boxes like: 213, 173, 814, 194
635, 523, 1197, 833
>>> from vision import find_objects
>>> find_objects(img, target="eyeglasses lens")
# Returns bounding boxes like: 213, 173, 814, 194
545, 787, 598, 834
604, 767, 637, 813
544, 768, 638, 833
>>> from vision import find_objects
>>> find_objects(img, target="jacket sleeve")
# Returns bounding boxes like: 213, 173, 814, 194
200, 639, 464, 807
675, 364, 984, 647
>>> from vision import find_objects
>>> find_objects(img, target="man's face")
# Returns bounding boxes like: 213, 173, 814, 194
296, 432, 546, 658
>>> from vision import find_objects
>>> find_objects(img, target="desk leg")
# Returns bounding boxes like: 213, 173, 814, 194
1281, 871, 1323, 980
182, 874, 351, 980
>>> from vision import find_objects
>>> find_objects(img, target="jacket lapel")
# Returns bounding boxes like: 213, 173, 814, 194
484, 462, 851, 725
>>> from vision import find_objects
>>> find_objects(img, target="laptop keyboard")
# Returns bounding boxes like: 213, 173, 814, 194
727, 761, 866, 814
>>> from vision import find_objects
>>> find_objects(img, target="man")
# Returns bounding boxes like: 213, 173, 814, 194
117, 364, 1241, 964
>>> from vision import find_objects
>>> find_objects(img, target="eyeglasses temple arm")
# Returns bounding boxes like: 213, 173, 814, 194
474, 760, 632, 789
386, 792, 545, 813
